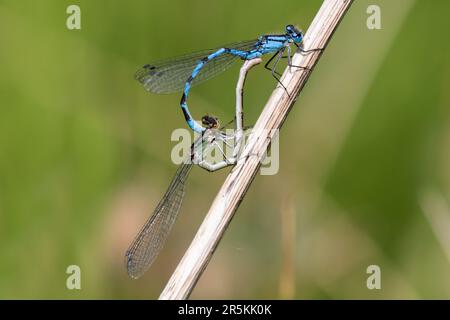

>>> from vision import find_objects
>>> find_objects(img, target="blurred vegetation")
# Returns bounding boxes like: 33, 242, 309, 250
0, 0, 449, 299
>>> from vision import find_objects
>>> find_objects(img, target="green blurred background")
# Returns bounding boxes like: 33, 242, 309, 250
1, 0, 449, 299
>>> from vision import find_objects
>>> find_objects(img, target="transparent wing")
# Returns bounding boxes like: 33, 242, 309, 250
125, 162, 193, 279
135, 39, 259, 94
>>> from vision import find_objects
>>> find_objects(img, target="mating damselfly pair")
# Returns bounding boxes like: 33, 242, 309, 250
125, 25, 319, 279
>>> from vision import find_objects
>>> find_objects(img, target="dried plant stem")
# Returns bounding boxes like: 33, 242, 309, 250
159, 0, 354, 300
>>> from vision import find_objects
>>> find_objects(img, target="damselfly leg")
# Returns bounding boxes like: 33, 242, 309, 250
263, 43, 323, 97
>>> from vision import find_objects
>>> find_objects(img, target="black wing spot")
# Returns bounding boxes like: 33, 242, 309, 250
143, 64, 156, 70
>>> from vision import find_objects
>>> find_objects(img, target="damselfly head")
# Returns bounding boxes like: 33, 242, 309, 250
285, 24, 303, 43
201, 115, 220, 129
